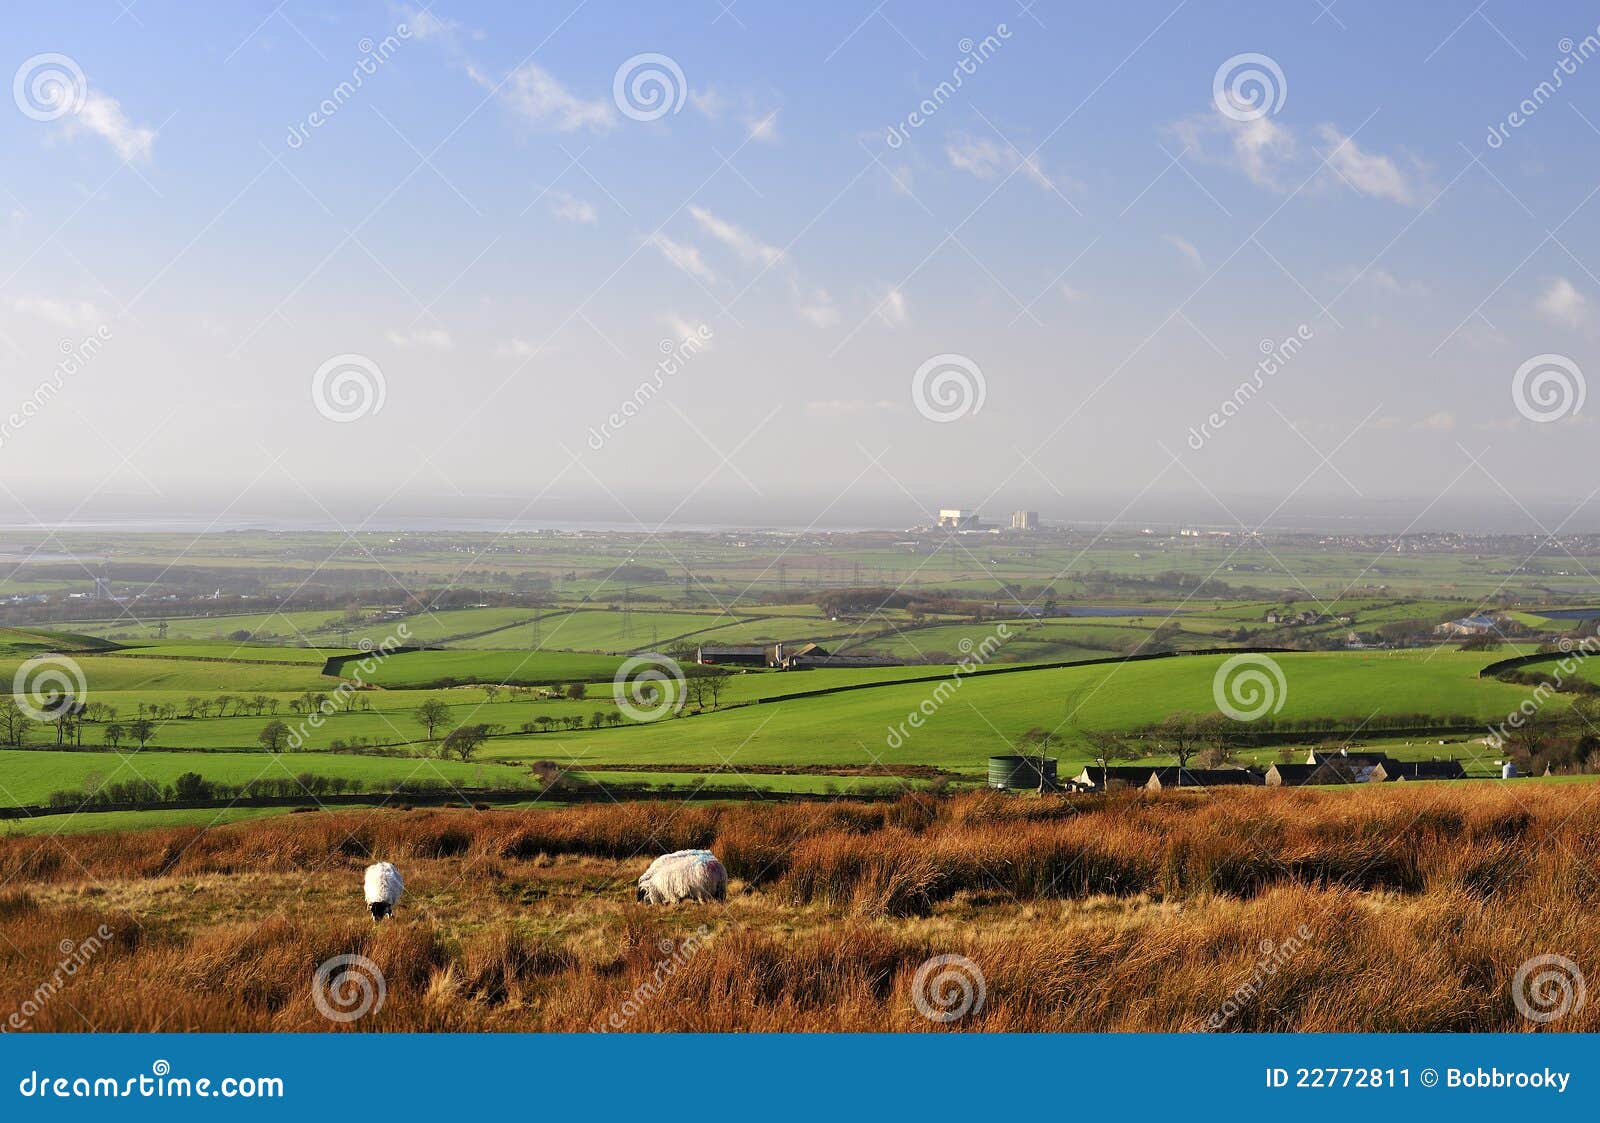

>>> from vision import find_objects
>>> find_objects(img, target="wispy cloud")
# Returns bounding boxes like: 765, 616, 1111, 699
386, 327, 453, 350
549, 191, 597, 224
469, 63, 615, 133
1317, 125, 1420, 206
13, 295, 101, 329
1172, 108, 1295, 190
1164, 234, 1205, 271
875, 286, 909, 326
494, 338, 543, 359
662, 313, 712, 349
647, 232, 716, 283
62, 88, 156, 162
944, 133, 1055, 191
688, 205, 784, 267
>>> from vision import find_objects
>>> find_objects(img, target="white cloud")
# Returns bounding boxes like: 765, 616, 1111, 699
944, 133, 1055, 191
798, 292, 840, 328
1536, 276, 1593, 330
549, 191, 597, 224
1413, 411, 1456, 431
662, 313, 712, 349
13, 296, 101, 329
744, 109, 780, 143
470, 63, 614, 133
1172, 108, 1295, 190
1060, 284, 1084, 302
688, 206, 784, 267
875, 286, 908, 326
805, 399, 898, 417
1317, 125, 1419, 206
65, 89, 156, 162
404, 8, 460, 41
689, 87, 727, 119
647, 232, 716, 283
1164, 234, 1205, 271
386, 327, 453, 350
494, 338, 542, 359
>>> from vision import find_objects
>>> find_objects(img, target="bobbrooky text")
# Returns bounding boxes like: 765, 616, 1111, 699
0, 326, 112, 451
587, 325, 714, 450
885, 623, 1010, 748
1485, 27, 1600, 150
284, 624, 411, 749
884, 25, 1012, 149
1187, 324, 1314, 451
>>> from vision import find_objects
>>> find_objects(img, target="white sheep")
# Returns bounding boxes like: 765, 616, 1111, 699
363, 861, 404, 921
636, 849, 727, 904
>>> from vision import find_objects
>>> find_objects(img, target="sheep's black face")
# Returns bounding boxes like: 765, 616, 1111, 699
635, 884, 647, 902
369, 902, 391, 921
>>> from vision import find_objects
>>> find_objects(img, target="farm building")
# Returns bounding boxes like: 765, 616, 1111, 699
1373, 759, 1468, 781
1143, 767, 1264, 790
1267, 760, 1373, 786
695, 642, 900, 669
1071, 765, 1159, 791
1433, 614, 1502, 637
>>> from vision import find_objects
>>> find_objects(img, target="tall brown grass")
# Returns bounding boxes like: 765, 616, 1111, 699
0, 785, 1595, 1031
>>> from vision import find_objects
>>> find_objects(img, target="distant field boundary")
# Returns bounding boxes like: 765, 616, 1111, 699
1476, 650, 1595, 678
0, 784, 901, 821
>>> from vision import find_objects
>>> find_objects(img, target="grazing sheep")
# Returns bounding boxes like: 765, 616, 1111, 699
363, 861, 404, 920
636, 849, 727, 904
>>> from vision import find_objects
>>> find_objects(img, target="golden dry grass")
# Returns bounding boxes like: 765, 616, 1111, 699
1, 785, 1596, 1031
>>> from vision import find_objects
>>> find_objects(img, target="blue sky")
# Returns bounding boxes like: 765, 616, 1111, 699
4, 1, 1600, 529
